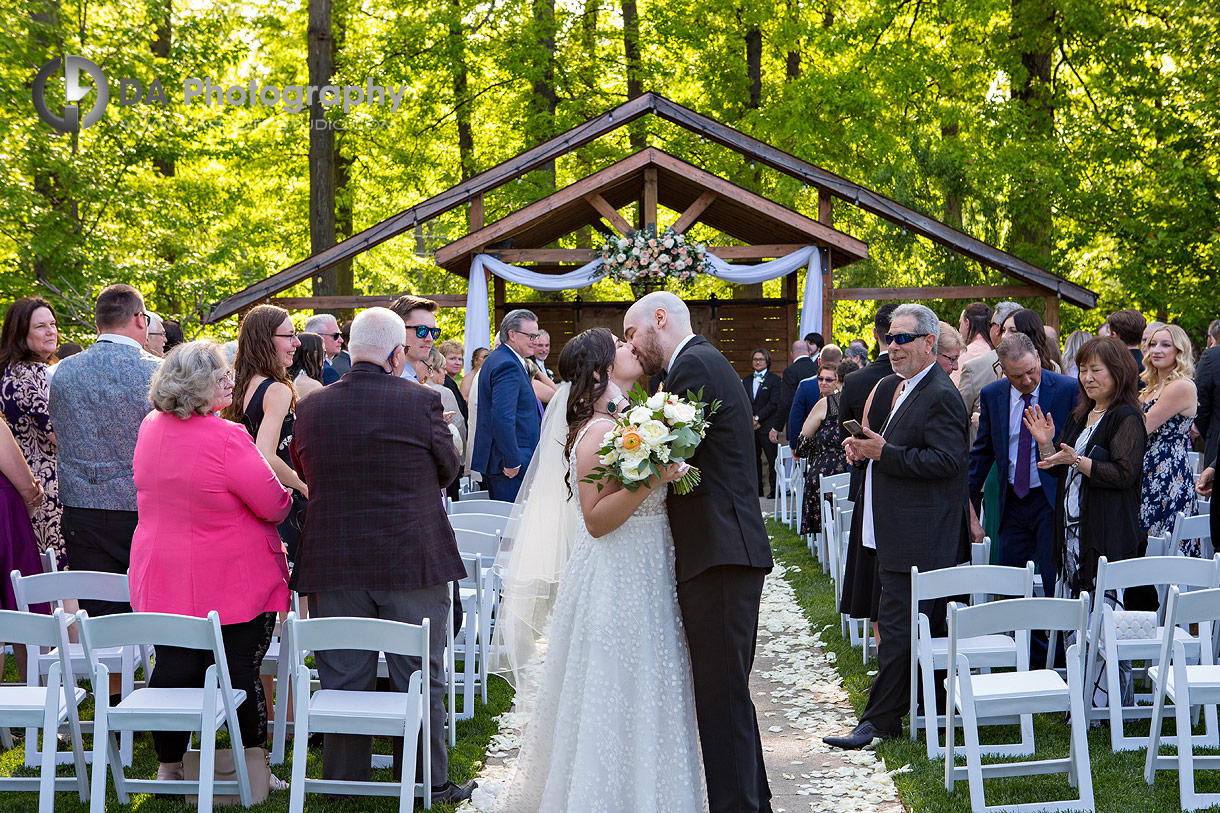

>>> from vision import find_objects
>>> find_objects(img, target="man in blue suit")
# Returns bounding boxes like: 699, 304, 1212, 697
471, 309, 543, 502
969, 333, 1078, 600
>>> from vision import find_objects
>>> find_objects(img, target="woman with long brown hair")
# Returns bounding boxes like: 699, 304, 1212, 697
222, 305, 308, 558
0, 297, 63, 567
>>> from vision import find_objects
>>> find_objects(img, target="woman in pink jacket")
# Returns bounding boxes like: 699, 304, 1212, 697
129, 340, 291, 787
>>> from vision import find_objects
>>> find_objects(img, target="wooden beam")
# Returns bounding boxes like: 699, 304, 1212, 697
585, 192, 635, 236
649, 96, 1097, 309
642, 167, 658, 230
495, 244, 817, 264
820, 247, 833, 338
670, 190, 717, 234
818, 189, 833, 226
1044, 295, 1061, 333
706, 244, 813, 260
493, 276, 507, 329
271, 294, 469, 309
785, 273, 799, 345
469, 193, 484, 233
834, 284, 1044, 301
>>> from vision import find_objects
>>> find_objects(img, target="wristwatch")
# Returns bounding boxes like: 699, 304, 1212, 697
1070, 457, 1081, 470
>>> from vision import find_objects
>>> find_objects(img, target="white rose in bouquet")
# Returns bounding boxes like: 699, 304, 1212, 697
645, 391, 666, 410
638, 419, 668, 447
627, 405, 654, 425
616, 253, 627, 263
620, 451, 652, 481
671, 401, 698, 424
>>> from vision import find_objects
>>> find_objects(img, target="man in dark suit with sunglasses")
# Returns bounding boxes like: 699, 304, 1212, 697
390, 295, 443, 386
471, 309, 543, 502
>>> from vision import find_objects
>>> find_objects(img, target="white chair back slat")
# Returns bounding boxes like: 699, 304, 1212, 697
1171, 511, 1213, 559
448, 513, 508, 539
449, 500, 514, 518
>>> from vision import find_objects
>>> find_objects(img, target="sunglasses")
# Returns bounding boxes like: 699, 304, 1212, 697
327, 332, 343, 341
884, 332, 930, 346
406, 325, 441, 340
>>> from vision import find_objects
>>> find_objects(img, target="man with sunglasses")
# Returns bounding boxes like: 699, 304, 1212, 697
304, 313, 345, 384
471, 308, 543, 502
825, 304, 970, 750
390, 295, 443, 385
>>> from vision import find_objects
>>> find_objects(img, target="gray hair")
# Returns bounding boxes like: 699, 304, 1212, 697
537, 328, 550, 340
630, 291, 692, 333
149, 340, 226, 420
891, 304, 940, 343
498, 308, 539, 344
221, 340, 238, 367
147, 312, 163, 331
992, 301, 1022, 327
937, 321, 963, 353
304, 313, 339, 333
996, 332, 1038, 366
349, 307, 406, 363
845, 344, 869, 363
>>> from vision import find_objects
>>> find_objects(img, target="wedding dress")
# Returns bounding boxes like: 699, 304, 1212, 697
474, 415, 706, 812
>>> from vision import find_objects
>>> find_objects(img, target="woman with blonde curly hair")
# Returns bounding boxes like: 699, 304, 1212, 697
1138, 323, 1199, 544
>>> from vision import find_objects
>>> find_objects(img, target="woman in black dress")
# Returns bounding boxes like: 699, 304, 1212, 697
221, 305, 308, 560
793, 361, 856, 535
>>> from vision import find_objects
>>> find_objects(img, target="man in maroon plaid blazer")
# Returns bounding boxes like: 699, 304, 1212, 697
290, 306, 473, 803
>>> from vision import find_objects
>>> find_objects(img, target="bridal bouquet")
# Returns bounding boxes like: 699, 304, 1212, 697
581, 386, 719, 495
597, 226, 709, 285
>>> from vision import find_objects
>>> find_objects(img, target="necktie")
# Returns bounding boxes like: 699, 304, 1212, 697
1014, 392, 1034, 498
754, 371, 766, 381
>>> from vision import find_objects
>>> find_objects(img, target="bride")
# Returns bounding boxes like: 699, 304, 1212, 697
473, 327, 707, 812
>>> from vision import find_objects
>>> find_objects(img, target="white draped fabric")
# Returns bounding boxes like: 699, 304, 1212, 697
463, 246, 823, 368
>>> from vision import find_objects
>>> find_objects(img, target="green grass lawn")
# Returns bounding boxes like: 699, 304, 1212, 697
0, 656, 513, 812
767, 519, 1220, 813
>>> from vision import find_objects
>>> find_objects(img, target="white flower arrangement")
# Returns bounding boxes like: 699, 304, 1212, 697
596, 226, 709, 285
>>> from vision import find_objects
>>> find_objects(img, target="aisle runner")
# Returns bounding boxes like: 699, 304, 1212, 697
460, 562, 905, 812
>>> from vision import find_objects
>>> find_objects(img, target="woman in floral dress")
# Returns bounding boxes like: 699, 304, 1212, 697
1138, 324, 1199, 549
793, 361, 856, 535
0, 298, 63, 567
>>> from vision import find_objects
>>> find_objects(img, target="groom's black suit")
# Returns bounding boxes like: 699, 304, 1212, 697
665, 335, 774, 813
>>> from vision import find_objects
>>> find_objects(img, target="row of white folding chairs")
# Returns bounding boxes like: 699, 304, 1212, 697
773, 446, 805, 528
1170, 508, 1213, 559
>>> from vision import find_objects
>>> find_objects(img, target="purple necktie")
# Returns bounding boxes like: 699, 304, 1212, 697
1014, 392, 1033, 498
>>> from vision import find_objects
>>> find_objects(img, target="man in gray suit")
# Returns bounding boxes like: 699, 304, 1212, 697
49, 284, 160, 617
824, 304, 970, 749
957, 300, 1022, 443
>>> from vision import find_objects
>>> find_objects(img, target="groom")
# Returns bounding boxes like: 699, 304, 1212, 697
625, 292, 774, 813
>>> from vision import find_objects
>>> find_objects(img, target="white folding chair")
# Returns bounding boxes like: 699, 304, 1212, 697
1172, 510, 1214, 559
774, 446, 794, 524
1189, 450, 1201, 475
447, 556, 483, 744
909, 562, 1035, 760
264, 614, 297, 766
79, 610, 251, 813
448, 499, 513, 518
0, 609, 88, 812
448, 513, 508, 541
816, 471, 850, 564
1084, 554, 1220, 752
944, 594, 1094, 813
287, 613, 431, 812
789, 456, 806, 530
1145, 585, 1220, 810
10, 568, 146, 767
459, 490, 490, 501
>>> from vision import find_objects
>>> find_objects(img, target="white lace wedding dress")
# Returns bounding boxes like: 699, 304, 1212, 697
473, 418, 707, 812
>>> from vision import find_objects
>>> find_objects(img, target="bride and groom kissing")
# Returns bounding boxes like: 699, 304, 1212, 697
478, 292, 774, 813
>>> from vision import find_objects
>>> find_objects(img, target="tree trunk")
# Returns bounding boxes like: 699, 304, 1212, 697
308, 0, 337, 299
529, 0, 558, 191
622, 0, 645, 150
332, 0, 353, 319
1007, 0, 1054, 268
29, 0, 64, 285
151, 0, 174, 177
451, 0, 474, 182
744, 21, 762, 109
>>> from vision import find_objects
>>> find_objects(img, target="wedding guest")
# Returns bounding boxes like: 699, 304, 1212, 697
793, 360, 855, 536
968, 333, 1077, 603
956, 303, 993, 385
1062, 329, 1092, 378
0, 416, 47, 682
1141, 320, 1167, 359
936, 322, 964, 378
821, 345, 843, 368
163, 319, 184, 353
460, 347, 489, 401
49, 284, 159, 615
54, 342, 83, 362
427, 348, 466, 458
221, 340, 238, 367
289, 307, 473, 804
287, 332, 326, 401
129, 340, 291, 789
527, 353, 559, 405
0, 297, 63, 567
438, 339, 468, 420
143, 312, 167, 357
1138, 324, 1198, 544
768, 340, 816, 446
390, 295, 441, 384
303, 314, 344, 384
222, 305, 308, 560
845, 342, 869, 368
1207, 319, 1220, 349
743, 348, 781, 499
805, 332, 826, 363
1106, 308, 1147, 368
1000, 308, 1061, 372
1196, 331, 1220, 471
958, 300, 1023, 438
825, 305, 970, 749
1098, 322, 1112, 338
331, 320, 352, 376
533, 328, 554, 379
471, 310, 543, 502
1029, 336, 1146, 600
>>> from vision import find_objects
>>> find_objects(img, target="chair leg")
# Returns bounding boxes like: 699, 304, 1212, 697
1145, 679, 1168, 783
289, 666, 310, 813
399, 693, 421, 813
959, 682, 987, 813
199, 678, 218, 813
1067, 645, 1095, 807
89, 680, 113, 812
39, 682, 60, 813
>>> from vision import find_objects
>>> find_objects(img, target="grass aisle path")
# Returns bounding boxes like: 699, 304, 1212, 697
767, 519, 1220, 813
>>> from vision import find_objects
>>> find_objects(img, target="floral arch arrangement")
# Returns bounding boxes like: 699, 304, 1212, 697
597, 226, 709, 285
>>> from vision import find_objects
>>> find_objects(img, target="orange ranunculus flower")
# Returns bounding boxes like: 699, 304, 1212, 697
621, 429, 643, 452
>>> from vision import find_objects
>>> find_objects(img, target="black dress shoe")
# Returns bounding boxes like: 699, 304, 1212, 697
432, 779, 477, 803
823, 721, 895, 750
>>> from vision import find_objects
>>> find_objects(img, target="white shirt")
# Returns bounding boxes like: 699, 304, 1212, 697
862, 360, 935, 550
752, 374, 764, 398
667, 334, 697, 373
400, 364, 418, 381
1007, 382, 1041, 488
507, 344, 530, 374
96, 333, 144, 350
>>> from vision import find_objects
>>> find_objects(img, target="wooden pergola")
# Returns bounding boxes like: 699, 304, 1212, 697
205, 92, 1096, 374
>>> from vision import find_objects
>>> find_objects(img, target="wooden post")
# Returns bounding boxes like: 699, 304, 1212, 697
785, 272, 798, 346
820, 248, 833, 339
1044, 294, 1060, 334
643, 167, 658, 230
469, 193, 484, 233
494, 276, 507, 333
818, 189, 833, 226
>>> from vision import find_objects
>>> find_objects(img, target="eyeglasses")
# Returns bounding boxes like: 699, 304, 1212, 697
327, 332, 343, 341
217, 371, 235, 385
512, 330, 541, 341
274, 331, 299, 340
884, 332, 930, 345
147, 332, 165, 337
817, 376, 838, 384
939, 353, 961, 364
406, 325, 442, 340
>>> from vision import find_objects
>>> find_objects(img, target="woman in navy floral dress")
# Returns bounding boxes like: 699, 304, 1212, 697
1138, 325, 1199, 550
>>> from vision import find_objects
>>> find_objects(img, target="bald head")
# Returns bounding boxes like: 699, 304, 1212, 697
623, 291, 694, 377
